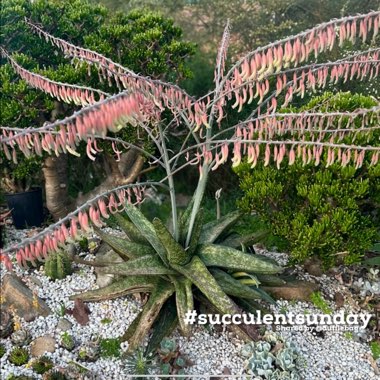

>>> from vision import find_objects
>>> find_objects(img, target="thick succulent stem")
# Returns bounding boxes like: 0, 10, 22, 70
159, 124, 179, 240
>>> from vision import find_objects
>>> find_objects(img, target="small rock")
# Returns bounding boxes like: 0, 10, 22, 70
263, 280, 319, 301
304, 257, 324, 277
31, 335, 56, 357
334, 292, 345, 308
57, 318, 73, 332
1, 274, 51, 320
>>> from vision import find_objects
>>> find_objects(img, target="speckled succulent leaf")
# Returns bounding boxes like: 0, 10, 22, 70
199, 210, 242, 244
153, 218, 189, 265
197, 244, 282, 274
210, 268, 275, 304
173, 256, 239, 316
127, 279, 175, 352
94, 227, 154, 260
187, 208, 204, 256
179, 196, 195, 245
173, 277, 193, 336
256, 274, 287, 286
145, 297, 178, 355
232, 272, 261, 287
124, 203, 169, 267
234, 297, 270, 314
70, 276, 157, 302
122, 312, 142, 343
100, 255, 176, 276
222, 230, 270, 249
113, 213, 149, 245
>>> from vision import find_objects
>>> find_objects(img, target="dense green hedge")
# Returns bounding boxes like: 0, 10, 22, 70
235, 92, 379, 268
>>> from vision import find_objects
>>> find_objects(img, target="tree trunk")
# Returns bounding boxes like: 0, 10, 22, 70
74, 149, 145, 207
42, 155, 71, 220
43, 149, 145, 221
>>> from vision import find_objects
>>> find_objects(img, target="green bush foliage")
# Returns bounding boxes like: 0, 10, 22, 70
236, 92, 379, 268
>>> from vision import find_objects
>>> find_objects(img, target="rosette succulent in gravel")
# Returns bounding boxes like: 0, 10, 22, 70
70, 202, 282, 352
242, 332, 300, 380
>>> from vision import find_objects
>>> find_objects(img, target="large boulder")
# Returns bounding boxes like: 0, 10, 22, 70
1, 273, 51, 321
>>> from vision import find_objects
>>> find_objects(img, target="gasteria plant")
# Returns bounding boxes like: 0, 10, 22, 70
0, 11, 379, 351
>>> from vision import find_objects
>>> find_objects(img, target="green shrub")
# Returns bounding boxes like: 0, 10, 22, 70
370, 341, 380, 360
236, 92, 379, 268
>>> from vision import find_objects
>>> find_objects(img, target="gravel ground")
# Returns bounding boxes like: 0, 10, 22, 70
1, 225, 379, 379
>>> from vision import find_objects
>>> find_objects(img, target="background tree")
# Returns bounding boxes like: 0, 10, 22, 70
0, 0, 195, 219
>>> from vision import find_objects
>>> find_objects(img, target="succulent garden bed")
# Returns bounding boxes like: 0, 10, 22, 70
1, 224, 379, 380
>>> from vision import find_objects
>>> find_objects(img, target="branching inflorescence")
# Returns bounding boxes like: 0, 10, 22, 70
0, 11, 379, 273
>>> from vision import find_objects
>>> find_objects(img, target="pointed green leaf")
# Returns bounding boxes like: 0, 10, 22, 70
113, 213, 149, 245
197, 244, 282, 274
256, 274, 287, 286
363, 256, 380, 266
94, 227, 154, 260
99, 255, 176, 276
222, 230, 270, 249
153, 218, 189, 265
210, 268, 275, 304
187, 208, 204, 256
179, 195, 195, 244
233, 297, 271, 315
145, 297, 178, 356
70, 276, 156, 302
124, 202, 169, 266
127, 279, 174, 352
122, 311, 142, 342
172, 277, 193, 336
199, 211, 242, 244
172, 256, 238, 316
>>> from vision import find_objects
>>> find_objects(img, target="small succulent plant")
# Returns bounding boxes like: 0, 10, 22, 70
157, 338, 191, 375
9, 347, 29, 366
0, 343, 6, 358
276, 348, 297, 371
44, 251, 73, 280
125, 348, 155, 377
42, 369, 68, 380
158, 338, 178, 362
59, 332, 75, 351
11, 328, 31, 346
242, 333, 300, 380
77, 339, 100, 362
32, 356, 54, 374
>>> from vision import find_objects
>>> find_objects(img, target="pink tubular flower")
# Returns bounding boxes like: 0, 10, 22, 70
0, 252, 13, 271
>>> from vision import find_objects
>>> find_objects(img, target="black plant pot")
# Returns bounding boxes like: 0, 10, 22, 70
5, 188, 44, 229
